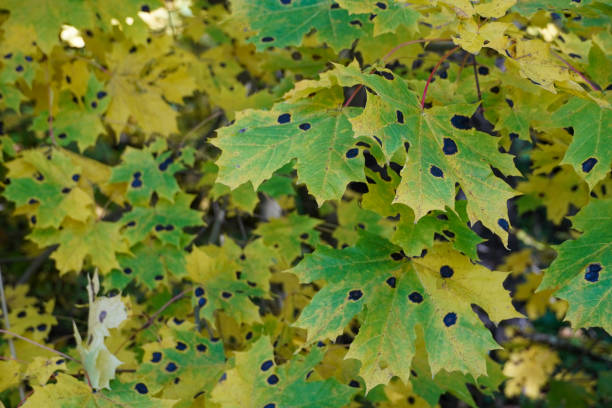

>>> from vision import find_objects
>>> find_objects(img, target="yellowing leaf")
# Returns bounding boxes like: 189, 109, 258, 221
29, 219, 130, 275
503, 345, 559, 398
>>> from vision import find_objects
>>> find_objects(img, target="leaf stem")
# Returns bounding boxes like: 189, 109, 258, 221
342, 38, 452, 108
0, 329, 77, 363
0, 266, 25, 400
421, 46, 460, 110
552, 52, 601, 91
380, 38, 451, 63
472, 55, 483, 112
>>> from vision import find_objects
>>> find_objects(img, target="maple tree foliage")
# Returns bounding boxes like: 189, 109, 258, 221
0, 0, 611, 407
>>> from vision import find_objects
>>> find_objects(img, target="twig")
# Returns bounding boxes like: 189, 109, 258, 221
552, 52, 601, 91
472, 55, 483, 113
342, 38, 452, 108
456, 52, 471, 81
342, 84, 364, 108
113, 288, 190, 353
513, 329, 612, 366
17, 245, 58, 285
0, 329, 77, 363
179, 109, 223, 147
208, 201, 226, 245
47, 79, 56, 146
0, 266, 25, 400
421, 46, 460, 110
380, 38, 451, 64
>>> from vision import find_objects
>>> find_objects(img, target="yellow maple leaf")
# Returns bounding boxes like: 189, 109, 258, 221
503, 345, 559, 398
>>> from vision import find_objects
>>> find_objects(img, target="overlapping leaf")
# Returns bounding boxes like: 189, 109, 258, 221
211, 336, 357, 407
292, 234, 518, 389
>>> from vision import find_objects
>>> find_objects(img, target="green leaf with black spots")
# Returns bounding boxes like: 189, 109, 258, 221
549, 97, 612, 188
233, 0, 369, 52
120, 193, 203, 248
31, 75, 109, 151
23, 373, 176, 407
254, 212, 322, 266
3, 149, 95, 228
392, 201, 483, 259
538, 199, 612, 332
108, 241, 187, 290
211, 336, 357, 407
110, 146, 183, 205
187, 244, 266, 325
410, 336, 505, 408
138, 326, 225, 403
333, 199, 394, 247
214, 89, 366, 204
292, 234, 518, 389
314, 63, 519, 242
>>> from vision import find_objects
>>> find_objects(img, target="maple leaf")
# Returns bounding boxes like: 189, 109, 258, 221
137, 326, 225, 402
3, 149, 96, 228
292, 234, 518, 389
307, 62, 519, 240
538, 200, 612, 332
232, 0, 369, 52
254, 212, 322, 265
108, 241, 187, 290
548, 97, 612, 188
187, 244, 265, 325
0, 0, 93, 53
214, 89, 366, 204
28, 219, 131, 275
503, 345, 559, 398
211, 336, 357, 407
103, 38, 197, 136
23, 373, 176, 407
409, 336, 506, 407
119, 193, 203, 248
31, 74, 109, 151
109, 146, 183, 205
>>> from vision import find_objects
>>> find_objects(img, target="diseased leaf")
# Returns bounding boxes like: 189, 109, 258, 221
214, 89, 366, 204
538, 200, 612, 332
549, 97, 612, 188
292, 234, 518, 389
211, 336, 357, 407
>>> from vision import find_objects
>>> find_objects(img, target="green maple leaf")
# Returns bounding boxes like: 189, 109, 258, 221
233, 0, 369, 52
292, 235, 518, 389
187, 244, 266, 325
337, 0, 419, 36
410, 336, 506, 407
120, 193, 203, 248
3, 149, 95, 228
23, 373, 175, 408
214, 89, 366, 204
322, 63, 519, 241
361, 167, 483, 258
211, 336, 356, 407
110, 146, 183, 205
254, 212, 322, 264
29, 219, 130, 275
0, 52, 37, 87
137, 327, 226, 402
538, 199, 612, 332
393, 200, 483, 259
108, 241, 187, 290
31, 75, 109, 151
549, 97, 612, 188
